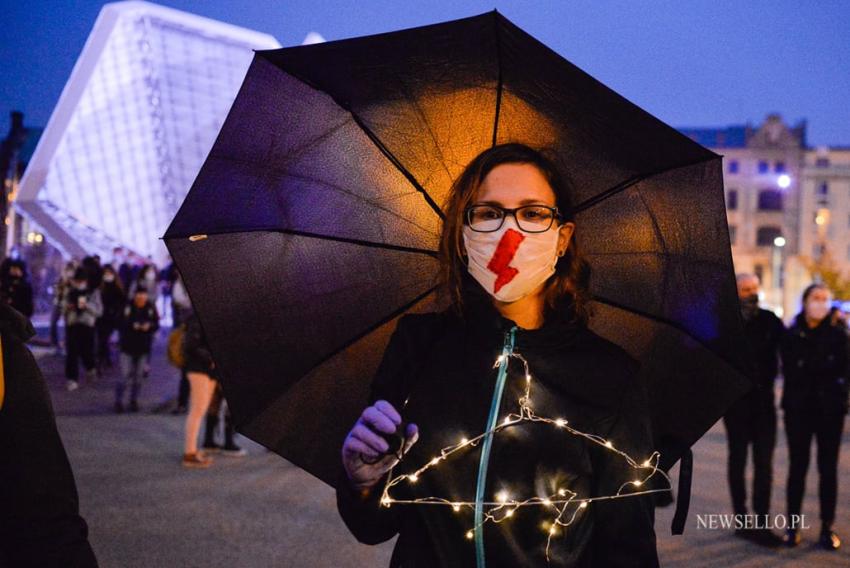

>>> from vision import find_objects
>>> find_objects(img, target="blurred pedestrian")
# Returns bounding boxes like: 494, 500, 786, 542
115, 286, 159, 413
781, 283, 848, 550
0, 303, 98, 567
96, 265, 125, 371
182, 311, 217, 468
63, 268, 102, 392
722, 273, 785, 547
1, 259, 34, 318
130, 264, 159, 306
51, 261, 77, 354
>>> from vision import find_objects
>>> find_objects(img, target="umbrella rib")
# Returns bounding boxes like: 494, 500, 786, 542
345, 112, 446, 221
491, 10, 504, 148
573, 156, 719, 214
166, 227, 439, 257
590, 293, 736, 363
266, 66, 446, 222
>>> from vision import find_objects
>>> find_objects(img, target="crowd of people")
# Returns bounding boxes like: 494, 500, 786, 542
1, 247, 245, 469
724, 274, 849, 551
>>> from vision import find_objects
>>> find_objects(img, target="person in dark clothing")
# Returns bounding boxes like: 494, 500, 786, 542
0, 303, 98, 567
115, 286, 159, 413
96, 265, 126, 370
721, 273, 785, 547
63, 268, 103, 391
51, 261, 77, 352
182, 311, 219, 468
337, 144, 659, 567
1, 259, 34, 318
781, 283, 848, 550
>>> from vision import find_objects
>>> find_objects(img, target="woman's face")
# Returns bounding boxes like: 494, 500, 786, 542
804, 287, 832, 321
471, 163, 575, 254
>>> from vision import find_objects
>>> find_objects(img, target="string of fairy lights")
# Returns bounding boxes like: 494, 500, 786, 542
379, 348, 673, 562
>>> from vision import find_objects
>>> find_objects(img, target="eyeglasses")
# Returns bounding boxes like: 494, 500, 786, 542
464, 204, 562, 233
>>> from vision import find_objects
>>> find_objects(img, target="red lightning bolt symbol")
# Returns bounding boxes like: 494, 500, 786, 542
487, 228, 525, 294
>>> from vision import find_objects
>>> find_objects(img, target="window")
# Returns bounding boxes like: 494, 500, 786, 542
757, 189, 783, 211
756, 226, 782, 246
729, 225, 736, 245
817, 181, 829, 206
816, 157, 830, 168
758, 160, 769, 174
754, 264, 764, 282
727, 160, 739, 174
775, 161, 786, 173
726, 189, 738, 210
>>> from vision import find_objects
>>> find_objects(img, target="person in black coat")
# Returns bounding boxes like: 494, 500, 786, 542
721, 273, 784, 547
0, 304, 98, 567
1, 259, 34, 318
337, 144, 659, 567
115, 286, 159, 413
780, 283, 848, 550
96, 264, 126, 370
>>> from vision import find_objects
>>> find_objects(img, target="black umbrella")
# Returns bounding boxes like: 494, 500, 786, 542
164, 12, 750, 508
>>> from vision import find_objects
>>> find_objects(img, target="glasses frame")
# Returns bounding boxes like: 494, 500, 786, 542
463, 204, 564, 233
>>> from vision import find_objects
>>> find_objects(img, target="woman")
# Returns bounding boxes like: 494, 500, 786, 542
337, 144, 659, 567
781, 283, 848, 550
96, 264, 126, 370
181, 311, 218, 468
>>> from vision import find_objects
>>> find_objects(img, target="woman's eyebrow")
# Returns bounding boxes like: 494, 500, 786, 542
471, 198, 554, 206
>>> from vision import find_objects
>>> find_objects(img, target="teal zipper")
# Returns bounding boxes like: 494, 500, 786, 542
474, 325, 517, 568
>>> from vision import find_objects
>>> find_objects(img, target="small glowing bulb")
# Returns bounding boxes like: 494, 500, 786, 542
466, 530, 474, 540
604, 441, 613, 449
642, 459, 651, 467
549, 526, 557, 535
555, 418, 566, 427
505, 509, 515, 518
381, 497, 391, 506
526, 374, 532, 382
579, 501, 588, 509
542, 498, 552, 506
503, 417, 513, 426
557, 489, 566, 497
452, 503, 461, 512
632, 480, 643, 487
409, 474, 419, 483
496, 491, 509, 503
460, 437, 469, 446
430, 457, 440, 466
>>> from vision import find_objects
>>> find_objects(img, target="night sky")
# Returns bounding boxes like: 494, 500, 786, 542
2, 0, 848, 146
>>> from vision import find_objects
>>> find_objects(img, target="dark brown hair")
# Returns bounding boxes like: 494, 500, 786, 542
438, 143, 592, 325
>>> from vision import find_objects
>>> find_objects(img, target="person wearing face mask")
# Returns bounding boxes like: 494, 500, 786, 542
337, 144, 658, 567
721, 274, 785, 547
63, 268, 103, 392
96, 265, 126, 371
0, 259, 34, 318
780, 283, 848, 550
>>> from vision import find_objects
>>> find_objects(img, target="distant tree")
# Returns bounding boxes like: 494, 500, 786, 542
800, 248, 850, 299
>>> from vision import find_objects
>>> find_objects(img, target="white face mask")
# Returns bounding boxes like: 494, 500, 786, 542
805, 299, 830, 321
462, 218, 561, 302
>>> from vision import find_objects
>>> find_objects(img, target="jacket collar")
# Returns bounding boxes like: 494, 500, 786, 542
457, 272, 584, 350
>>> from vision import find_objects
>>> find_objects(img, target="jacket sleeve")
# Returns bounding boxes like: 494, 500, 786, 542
335, 315, 423, 545
588, 359, 660, 567
86, 290, 103, 319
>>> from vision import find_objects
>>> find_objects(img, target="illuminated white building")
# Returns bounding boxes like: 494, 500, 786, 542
16, 1, 279, 262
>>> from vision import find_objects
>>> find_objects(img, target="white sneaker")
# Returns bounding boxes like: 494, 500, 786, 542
66, 380, 79, 392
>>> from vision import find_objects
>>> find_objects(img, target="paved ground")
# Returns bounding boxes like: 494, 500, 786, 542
33, 326, 850, 567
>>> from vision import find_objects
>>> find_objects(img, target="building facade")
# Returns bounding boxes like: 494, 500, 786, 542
681, 114, 850, 320
15, 1, 279, 263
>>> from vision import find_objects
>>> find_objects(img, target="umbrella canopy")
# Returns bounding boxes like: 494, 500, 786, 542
164, 11, 751, 487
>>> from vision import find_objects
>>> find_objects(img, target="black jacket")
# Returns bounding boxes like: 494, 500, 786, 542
98, 282, 126, 325
118, 301, 160, 356
336, 292, 658, 567
780, 312, 849, 415
0, 304, 98, 567
727, 308, 784, 419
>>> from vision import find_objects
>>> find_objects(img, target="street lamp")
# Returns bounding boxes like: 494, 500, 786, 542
777, 174, 791, 189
